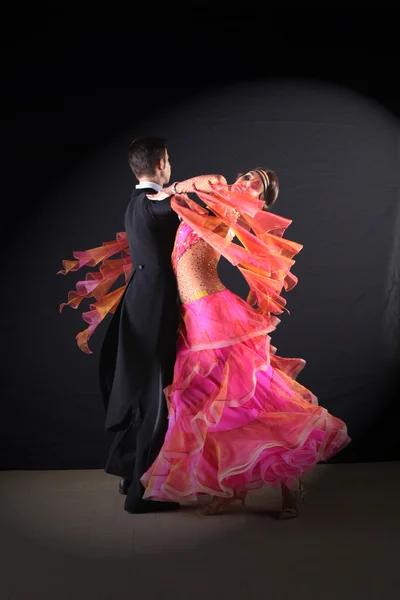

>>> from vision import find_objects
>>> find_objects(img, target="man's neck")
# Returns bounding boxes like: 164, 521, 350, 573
138, 177, 160, 185
135, 180, 162, 192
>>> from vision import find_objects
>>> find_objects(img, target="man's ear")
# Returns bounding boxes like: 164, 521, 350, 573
157, 157, 166, 170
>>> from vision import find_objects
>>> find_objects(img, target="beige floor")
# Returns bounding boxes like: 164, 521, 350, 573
0, 462, 399, 600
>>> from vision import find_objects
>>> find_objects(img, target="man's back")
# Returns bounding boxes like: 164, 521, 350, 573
125, 187, 179, 275
103, 186, 180, 432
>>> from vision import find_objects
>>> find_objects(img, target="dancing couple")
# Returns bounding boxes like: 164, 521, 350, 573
59, 136, 350, 518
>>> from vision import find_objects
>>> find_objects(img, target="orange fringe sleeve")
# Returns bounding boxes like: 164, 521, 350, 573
171, 184, 303, 317
58, 233, 131, 353
59, 185, 302, 353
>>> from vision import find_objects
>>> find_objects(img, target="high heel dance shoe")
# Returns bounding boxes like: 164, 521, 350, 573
197, 490, 247, 516
278, 480, 306, 520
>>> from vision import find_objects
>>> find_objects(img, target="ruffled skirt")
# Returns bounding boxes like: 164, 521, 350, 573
141, 290, 350, 500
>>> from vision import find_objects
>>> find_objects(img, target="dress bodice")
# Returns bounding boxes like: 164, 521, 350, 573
172, 221, 226, 304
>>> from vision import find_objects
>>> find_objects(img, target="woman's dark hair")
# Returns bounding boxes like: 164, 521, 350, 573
256, 168, 279, 210
127, 136, 167, 178
236, 168, 279, 210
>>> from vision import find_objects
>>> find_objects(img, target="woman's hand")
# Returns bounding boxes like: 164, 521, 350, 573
192, 174, 227, 192
177, 174, 227, 194
146, 190, 170, 200
147, 174, 227, 200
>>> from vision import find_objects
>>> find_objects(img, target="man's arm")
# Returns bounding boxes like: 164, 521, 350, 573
146, 193, 209, 219
146, 196, 174, 218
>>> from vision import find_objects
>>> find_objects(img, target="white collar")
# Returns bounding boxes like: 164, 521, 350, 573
135, 181, 162, 192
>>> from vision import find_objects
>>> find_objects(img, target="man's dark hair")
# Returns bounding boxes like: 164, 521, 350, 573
127, 136, 167, 178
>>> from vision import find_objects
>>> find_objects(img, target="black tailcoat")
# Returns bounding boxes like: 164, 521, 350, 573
98, 186, 180, 503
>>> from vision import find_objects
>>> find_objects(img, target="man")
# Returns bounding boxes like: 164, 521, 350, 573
99, 136, 225, 513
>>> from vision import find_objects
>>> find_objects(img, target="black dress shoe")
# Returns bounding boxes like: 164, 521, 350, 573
124, 497, 180, 514
119, 478, 132, 495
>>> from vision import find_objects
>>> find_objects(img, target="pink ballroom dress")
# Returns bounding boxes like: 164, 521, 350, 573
59, 184, 350, 500
140, 213, 350, 501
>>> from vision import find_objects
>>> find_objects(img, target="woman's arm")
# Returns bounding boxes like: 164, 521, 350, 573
148, 174, 227, 199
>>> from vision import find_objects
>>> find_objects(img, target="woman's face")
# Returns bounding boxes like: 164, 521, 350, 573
233, 171, 264, 199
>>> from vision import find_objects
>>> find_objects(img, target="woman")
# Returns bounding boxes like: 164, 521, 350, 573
60, 169, 350, 518
139, 168, 351, 517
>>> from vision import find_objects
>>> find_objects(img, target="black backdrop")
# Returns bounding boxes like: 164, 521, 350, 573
1, 5, 399, 469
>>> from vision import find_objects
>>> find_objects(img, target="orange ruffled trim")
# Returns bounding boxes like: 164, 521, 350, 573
59, 185, 303, 352
58, 233, 131, 353
170, 184, 303, 317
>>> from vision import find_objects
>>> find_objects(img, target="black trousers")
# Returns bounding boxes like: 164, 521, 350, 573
104, 357, 173, 507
